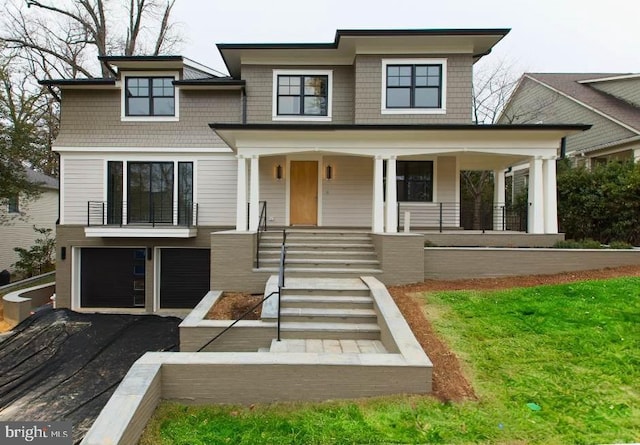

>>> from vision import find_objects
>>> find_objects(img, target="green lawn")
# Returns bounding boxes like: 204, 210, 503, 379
140, 277, 640, 444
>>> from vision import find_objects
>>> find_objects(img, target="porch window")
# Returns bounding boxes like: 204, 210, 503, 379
381, 59, 447, 114
397, 161, 433, 202
125, 77, 175, 116
128, 162, 174, 223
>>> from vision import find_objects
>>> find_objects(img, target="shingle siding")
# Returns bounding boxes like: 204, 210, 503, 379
243, 65, 355, 124
354, 54, 473, 124
501, 78, 636, 153
55, 89, 241, 147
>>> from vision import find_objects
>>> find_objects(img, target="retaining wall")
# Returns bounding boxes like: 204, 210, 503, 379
3, 282, 56, 327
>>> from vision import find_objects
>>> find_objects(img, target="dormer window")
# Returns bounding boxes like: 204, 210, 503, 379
125, 77, 175, 116
381, 59, 447, 114
272, 69, 333, 121
120, 72, 179, 121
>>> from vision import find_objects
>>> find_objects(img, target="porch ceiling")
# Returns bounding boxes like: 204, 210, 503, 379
210, 123, 591, 160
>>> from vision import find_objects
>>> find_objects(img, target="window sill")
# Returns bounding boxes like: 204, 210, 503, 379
121, 116, 179, 122
84, 226, 197, 238
381, 108, 446, 115
272, 115, 332, 122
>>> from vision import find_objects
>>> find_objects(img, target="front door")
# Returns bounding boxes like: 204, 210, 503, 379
290, 161, 318, 225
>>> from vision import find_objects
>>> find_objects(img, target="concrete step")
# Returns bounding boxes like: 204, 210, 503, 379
281, 295, 374, 309
280, 321, 381, 340
280, 277, 371, 297
259, 268, 383, 278
261, 242, 374, 251
269, 338, 387, 353
259, 250, 378, 260
279, 307, 378, 323
261, 258, 380, 269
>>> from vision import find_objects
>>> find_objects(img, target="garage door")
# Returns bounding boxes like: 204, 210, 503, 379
159, 249, 210, 309
81, 248, 146, 308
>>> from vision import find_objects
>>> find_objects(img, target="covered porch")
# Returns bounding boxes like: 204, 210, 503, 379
212, 124, 589, 236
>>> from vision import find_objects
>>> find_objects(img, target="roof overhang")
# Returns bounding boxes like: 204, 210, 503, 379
209, 123, 590, 159
38, 78, 116, 89
98, 55, 185, 71
218, 28, 510, 77
173, 79, 245, 90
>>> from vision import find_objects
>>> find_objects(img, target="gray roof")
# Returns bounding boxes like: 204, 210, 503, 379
25, 168, 58, 190
526, 73, 640, 133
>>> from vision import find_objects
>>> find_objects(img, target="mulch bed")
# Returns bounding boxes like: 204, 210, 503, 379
206, 292, 264, 320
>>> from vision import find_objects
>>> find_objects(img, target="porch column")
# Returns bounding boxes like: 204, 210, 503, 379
493, 169, 506, 231
372, 156, 384, 233
634, 148, 640, 163
235, 155, 248, 231
528, 157, 545, 234
385, 156, 398, 233
249, 155, 260, 231
543, 157, 558, 234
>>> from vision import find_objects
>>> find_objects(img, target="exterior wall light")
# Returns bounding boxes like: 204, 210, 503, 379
325, 164, 333, 180
275, 164, 283, 180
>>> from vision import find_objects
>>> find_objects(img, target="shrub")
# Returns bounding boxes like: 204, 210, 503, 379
12, 226, 55, 278
553, 239, 602, 249
424, 240, 438, 247
608, 240, 633, 249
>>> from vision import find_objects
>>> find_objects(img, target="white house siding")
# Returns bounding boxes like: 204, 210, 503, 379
398, 156, 458, 228
588, 77, 640, 108
259, 156, 286, 226
322, 156, 373, 227
196, 156, 237, 226
62, 158, 104, 225
0, 189, 57, 271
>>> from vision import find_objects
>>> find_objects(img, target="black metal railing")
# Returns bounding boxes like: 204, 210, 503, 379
396, 201, 527, 233
87, 201, 199, 228
255, 201, 268, 268
198, 229, 287, 351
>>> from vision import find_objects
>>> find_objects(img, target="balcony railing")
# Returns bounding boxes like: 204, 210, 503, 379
397, 202, 527, 232
87, 201, 199, 228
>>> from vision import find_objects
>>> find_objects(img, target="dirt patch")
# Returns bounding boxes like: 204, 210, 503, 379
388, 264, 640, 402
206, 292, 264, 320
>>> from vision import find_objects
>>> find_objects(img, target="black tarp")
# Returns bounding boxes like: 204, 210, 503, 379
0, 308, 180, 444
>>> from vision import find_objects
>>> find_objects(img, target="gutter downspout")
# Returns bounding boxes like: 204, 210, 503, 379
241, 86, 247, 124
560, 137, 567, 159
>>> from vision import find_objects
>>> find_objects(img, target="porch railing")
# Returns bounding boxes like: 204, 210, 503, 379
198, 229, 287, 351
396, 202, 527, 232
87, 201, 199, 228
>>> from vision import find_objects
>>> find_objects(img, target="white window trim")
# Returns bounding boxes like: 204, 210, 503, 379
272, 69, 333, 122
381, 58, 447, 115
119, 70, 180, 122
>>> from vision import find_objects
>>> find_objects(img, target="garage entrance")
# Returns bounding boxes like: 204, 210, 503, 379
80, 248, 146, 308
159, 248, 210, 309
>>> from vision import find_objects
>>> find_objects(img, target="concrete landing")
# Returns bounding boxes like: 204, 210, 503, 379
269, 338, 387, 354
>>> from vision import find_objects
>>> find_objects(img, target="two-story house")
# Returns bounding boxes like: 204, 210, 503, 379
42, 29, 587, 312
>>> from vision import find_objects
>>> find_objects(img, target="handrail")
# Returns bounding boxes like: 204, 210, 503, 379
198, 228, 287, 351
255, 201, 267, 268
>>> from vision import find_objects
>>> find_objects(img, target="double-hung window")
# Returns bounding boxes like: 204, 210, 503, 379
125, 77, 175, 116
381, 59, 447, 114
396, 161, 434, 202
272, 70, 332, 121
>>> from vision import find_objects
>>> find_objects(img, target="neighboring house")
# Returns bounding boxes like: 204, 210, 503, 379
499, 73, 640, 197
0, 168, 59, 273
41, 28, 586, 312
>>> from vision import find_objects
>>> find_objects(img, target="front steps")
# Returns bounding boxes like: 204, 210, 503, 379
262, 276, 382, 342
268, 338, 387, 353
257, 230, 382, 278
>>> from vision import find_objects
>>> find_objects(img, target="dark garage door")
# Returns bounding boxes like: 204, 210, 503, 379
160, 248, 210, 309
81, 248, 146, 308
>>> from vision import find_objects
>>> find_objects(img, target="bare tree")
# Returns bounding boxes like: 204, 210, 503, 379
1, 0, 180, 79
473, 58, 521, 125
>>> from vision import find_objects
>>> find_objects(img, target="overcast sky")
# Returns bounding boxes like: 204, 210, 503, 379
171, 0, 640, 77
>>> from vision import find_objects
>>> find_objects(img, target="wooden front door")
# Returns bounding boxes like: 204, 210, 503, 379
290, 161, 318, 225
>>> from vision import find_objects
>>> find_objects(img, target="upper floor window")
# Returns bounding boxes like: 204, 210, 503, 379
272, 70, 333, 121
7, 195, 19, 213
381, 59, 447, 115
125, 77, 175, 116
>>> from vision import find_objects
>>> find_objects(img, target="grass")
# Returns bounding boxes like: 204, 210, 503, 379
139, 277, 640, 444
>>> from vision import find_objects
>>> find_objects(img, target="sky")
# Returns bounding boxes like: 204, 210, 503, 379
171, 0, 640, 77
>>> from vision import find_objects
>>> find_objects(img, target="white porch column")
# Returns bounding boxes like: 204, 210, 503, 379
235, 155, 248, 231
528, 157, 545, 234
249, 155, 260, 231
372, 156, 384, 233
634, 148, 640, 163
543, 157, 558, 234
385, 156, 398, 233
493, 169, 506, 231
